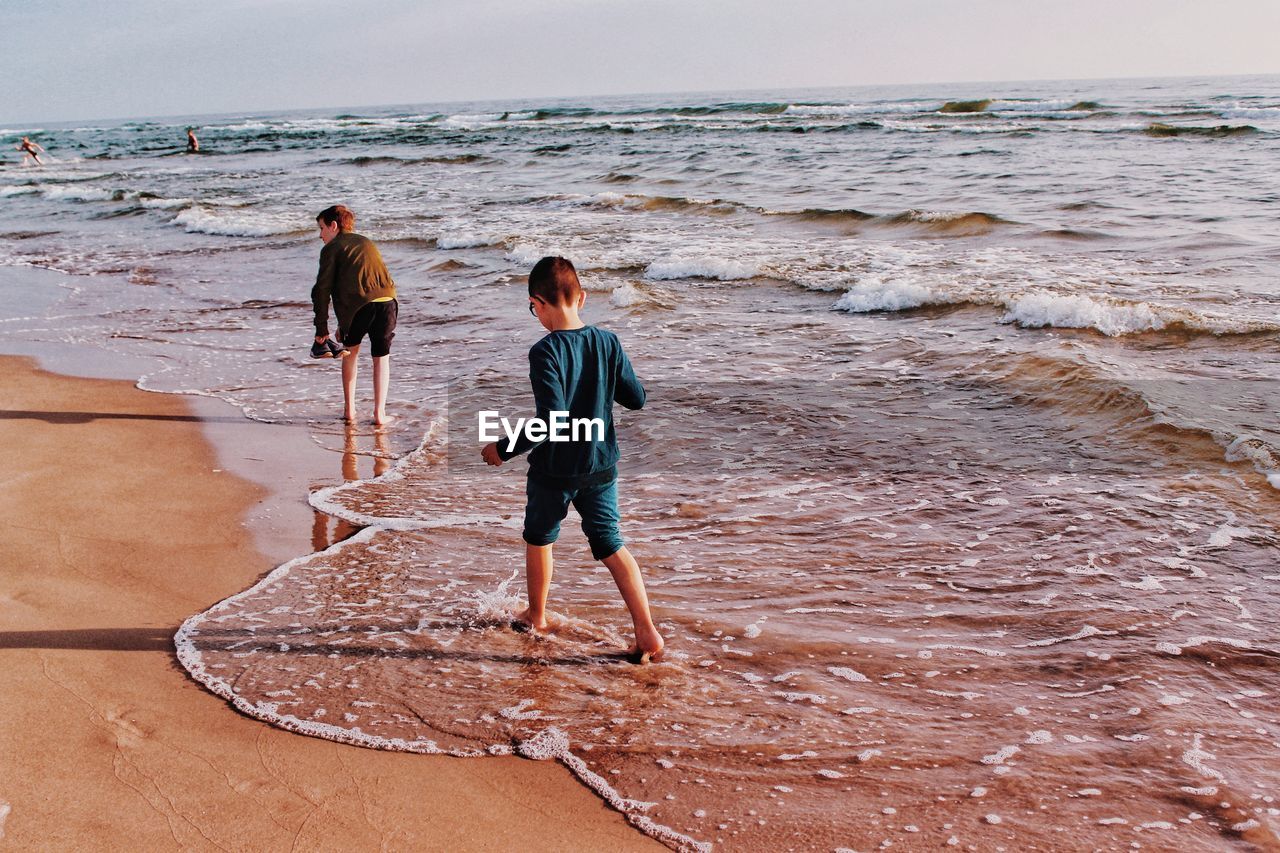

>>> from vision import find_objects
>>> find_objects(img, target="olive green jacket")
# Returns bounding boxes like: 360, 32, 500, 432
311, 232, 397, 337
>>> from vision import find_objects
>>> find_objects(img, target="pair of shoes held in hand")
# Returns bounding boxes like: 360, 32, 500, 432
309, 339, 348, 359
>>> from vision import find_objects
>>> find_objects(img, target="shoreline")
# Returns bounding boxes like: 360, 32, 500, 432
0, 352, 660, 851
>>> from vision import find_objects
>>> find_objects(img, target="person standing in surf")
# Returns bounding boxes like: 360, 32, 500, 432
480, 256, 664, 663
310, 204, 399, 425
186, 128, 200, 153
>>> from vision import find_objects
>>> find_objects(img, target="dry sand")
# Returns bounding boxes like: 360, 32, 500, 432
0, 355, 661, 851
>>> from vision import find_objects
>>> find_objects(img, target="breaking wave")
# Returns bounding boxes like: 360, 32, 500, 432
999, 292, 1279, 336
768, 207, 876, 224
645, 257, 760, 281
940, 99, 992, 113
879, 209, 1009, 235
172, 206, 308, 237
436, 230, 503, 250
1144, 123, 1259, 138
343, 153, 489, 166
835, 281, 1280, 338
990, 353, 1280, 490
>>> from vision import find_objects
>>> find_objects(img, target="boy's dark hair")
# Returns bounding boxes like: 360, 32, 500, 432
528, 256, 582, 306
317, 204, 355, 232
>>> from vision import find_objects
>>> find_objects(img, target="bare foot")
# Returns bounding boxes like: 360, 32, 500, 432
373, 413, 393, 426
342, 411, 357, 423
512, 607, 550, 633
628, 625, 665, 664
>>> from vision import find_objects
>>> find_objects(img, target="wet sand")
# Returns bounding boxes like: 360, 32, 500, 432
0, 355, 660, 851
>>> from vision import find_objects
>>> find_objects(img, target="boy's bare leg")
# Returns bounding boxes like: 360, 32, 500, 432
601, 547, 664, 661
372, 355, 391, 425
341, 343, 360, 422
515, 543, 553, 631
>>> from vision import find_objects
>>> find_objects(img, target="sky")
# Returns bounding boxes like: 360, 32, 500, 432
3, 0, 1279, 123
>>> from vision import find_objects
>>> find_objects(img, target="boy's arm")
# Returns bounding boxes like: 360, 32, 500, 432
614, 346, 646, 410
310, 244, 337, 339
496, 346, 565, 461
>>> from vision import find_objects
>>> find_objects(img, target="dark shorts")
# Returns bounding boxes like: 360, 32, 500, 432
523, 477, 624, 560
341, 299, 398, 357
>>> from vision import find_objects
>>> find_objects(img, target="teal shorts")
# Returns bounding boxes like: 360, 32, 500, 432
522, 477, 624, 560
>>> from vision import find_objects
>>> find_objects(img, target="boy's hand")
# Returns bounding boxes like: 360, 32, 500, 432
315, 335, 328, 344
481, 442, 504, 467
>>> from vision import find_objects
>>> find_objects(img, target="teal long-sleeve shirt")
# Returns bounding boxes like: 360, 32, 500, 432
496, 325, 645, 488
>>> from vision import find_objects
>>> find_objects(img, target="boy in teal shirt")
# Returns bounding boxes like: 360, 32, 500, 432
481, 257, 664, 663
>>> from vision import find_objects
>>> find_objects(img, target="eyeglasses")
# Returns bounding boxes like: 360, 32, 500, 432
528, 300, 538, 316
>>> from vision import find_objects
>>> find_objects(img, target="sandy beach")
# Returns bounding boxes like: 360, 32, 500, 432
0, 354, 660, 851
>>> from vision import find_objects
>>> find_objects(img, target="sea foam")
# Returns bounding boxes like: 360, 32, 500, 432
833, 279, 942, 312
437, 230, 500, 249
645, 257, 759, 281
41, 185, 114, 202
173, 206, 307, 237
1000, 292, 1168, 335
833, 277, 1276, 338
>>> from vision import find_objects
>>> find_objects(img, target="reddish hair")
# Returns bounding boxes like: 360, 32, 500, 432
317, 204, 355, 232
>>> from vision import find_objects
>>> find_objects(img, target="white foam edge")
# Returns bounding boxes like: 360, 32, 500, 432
304, 416, 516, 531
175, 517, 709, 853
130, 378, 297, 427
1017, 624, 1116, 648
518, 730, 711, 853
305, 417, 438, 528
1157, 636, 1256, 656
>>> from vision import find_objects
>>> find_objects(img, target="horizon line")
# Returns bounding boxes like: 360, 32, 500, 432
5, 70, 1279, 129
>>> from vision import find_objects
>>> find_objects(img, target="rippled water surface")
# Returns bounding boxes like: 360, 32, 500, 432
4, 76, 1279, 851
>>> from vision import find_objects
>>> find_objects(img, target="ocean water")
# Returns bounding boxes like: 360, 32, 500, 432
4, 76, 1279, 851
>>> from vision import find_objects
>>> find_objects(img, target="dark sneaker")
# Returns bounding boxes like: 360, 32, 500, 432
310, 340, 332, 359
325, 338, 348, 358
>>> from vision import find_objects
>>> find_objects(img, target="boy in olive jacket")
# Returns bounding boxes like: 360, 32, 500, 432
311, 204, 398, 425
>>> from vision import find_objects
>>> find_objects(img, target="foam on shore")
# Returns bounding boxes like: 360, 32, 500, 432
173, 206, 308, 237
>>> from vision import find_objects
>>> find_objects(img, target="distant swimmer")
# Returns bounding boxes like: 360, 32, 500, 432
186, 127, 199, 153
16, 136, 45, 166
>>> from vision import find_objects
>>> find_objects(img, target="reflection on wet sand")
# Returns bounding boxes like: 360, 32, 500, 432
342, 424, 391, 482
309, 509, 363, 553
310, 426, 391, 552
